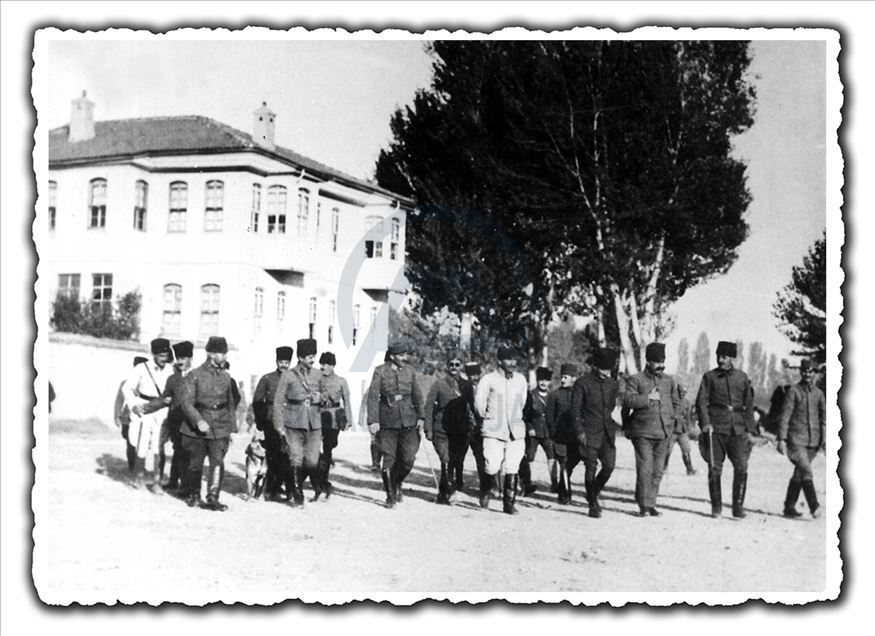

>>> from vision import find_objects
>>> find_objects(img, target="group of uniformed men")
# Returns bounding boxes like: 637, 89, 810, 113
118, 334, 825, 520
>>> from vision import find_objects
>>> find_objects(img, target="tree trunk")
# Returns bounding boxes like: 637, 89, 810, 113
459, 312, 472, 352
610, 286, 638, 375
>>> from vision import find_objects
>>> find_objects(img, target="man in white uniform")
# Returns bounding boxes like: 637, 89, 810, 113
474, 345, 529, 515
122, 338, 174, 491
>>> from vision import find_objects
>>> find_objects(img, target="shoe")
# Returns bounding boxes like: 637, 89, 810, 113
185, 495, 201, 508
636, 508, 649, 518
588, 506, 602, 518
686, 469, 698, 476
648, 507, 662, 517
202, 498, 228, 512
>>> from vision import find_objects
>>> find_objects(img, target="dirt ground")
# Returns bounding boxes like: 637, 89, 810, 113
34, 419, 829, 605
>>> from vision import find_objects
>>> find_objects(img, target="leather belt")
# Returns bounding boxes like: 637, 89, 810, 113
711, 404, 745, 413
381, 394, 406, 404
196, 401, 228, 411
287, 398, 310, 406
140, 394, 159, 400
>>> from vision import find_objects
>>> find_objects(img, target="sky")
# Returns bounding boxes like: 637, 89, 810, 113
45, 35, 827, 367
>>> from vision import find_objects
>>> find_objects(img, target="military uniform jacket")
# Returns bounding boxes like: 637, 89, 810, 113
571, 372, 620, 449
674, 396, 694, 434
523, 390, 550, 439
696, 367, 755, 435
545, 386, 575, 445
622, 370, 680, 440
474, 370, 528, 442
181, 361, 236, 439
424, 374, 472, 438
778, 382, 825, 448
273, 363, 322, 432
319, 372, 354, 431
367, 362, 424, 430
252, 369, 283, 429
162, 370, 191, 429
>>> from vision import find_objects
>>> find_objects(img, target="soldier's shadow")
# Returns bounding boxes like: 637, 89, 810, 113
95, 453, 135, 486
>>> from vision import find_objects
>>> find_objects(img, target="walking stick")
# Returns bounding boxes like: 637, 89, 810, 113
708, 429, 715, 471
418, 436, 441, 491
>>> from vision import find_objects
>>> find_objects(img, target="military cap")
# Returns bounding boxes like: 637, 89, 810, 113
172, 341, 194, 359
296, 338, 318, 357
799, 359, 815, 372
205, 336, 228, 353
133, 356, 148, 367
592, 348, 619, 370
465, 362, 481, 376
716, 341, 737, 358
446, 350, 463, 363
560, 363, 578, 377
387, 340, 408, 355
276, 346, 294, 362
645, 342, 666, 363
319, 352, 337, 366
150, 338, 172, 355
536, 367, 553, 381
496, 345, 517, 360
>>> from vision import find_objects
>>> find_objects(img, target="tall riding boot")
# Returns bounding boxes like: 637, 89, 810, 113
479, 473, 495, 509
370, 443, 382, 472
519, 458, 537, 496
289, 466, 305, 507
548, 459, 559, 493
437, 463, 451, 505
167, 447, 182, 490
126, 442, 137, 473
322, 453, 334, 499
381, 468, 396, 509
503, 474, 519, 515
203, 463, 227, 511
309, 457, 325, 502
708, 471, 723, 518
585, 473, 601, 518
682, 451, 697, 476
454, 462, 464, 493
801, 479, 821, 518
783, 478, 803, 518
731, 472, 747, 519
391, 463, 405, 503
556, 460, 569, 504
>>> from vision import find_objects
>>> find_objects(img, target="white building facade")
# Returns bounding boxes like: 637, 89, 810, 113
46, 94, 412, 422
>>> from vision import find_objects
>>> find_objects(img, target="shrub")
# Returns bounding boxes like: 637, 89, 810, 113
51, 289, 141, 341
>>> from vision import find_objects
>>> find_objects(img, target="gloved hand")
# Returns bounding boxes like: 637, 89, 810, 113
527, 429, 536, 437
196, 420, 210, 434
368, 422, 380, 434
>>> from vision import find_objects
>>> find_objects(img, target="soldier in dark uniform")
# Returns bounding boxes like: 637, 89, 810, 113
464, 362, 487, 495
180, 336, 236, 511
161, 341, 193, 492
623, 342, 680, 517
367, 341, 424, 509
252, 346, 293, 502
777, 359, 826, 518
272, 338, 322, 508
520, 367, 556, 496
696, 340, 755, 519
424, 353, 472, 504
546, 363, 578, 505
664, 384, 697, 476
571, 349, 621, 517
313, 351, 354, 501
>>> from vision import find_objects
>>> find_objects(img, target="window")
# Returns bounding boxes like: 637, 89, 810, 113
316, 200, 322, 231
162, 284, 182, 336
199, 284, 220, 338
277, 291, 286, 326
133, 180, 148, 231
57, 273, 80, 299
327, 300, 335, 344
331, 207, 340, 252
390, 217, 400, 260
91, 273, 113, 309
370, 305, 377, 328
49, 181, 57, 230
365, 215, 383, 259
204, 180, 224, 232
254, 287, 264, 335
267, 185, 287, 234
297, 188, 310, 235
250, 184, 261, 232
308, 296, 317, 339
88, 178, 107, 228
168, 182, 188, 233
352, 304, 360, 346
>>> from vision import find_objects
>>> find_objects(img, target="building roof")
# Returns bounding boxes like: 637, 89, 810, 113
49, 115, 412, 204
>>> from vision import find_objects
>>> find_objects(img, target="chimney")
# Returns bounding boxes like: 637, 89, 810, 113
69, 90, 95, 142
253, 101, 276, 150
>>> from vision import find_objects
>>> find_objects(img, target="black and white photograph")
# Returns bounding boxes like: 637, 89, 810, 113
2, 1, 868, 630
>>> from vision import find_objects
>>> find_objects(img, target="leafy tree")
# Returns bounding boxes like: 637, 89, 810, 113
773, 232, 826, 363
377, 40, 755, 372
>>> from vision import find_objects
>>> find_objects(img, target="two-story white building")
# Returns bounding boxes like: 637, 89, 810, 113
45, 92, 412, 421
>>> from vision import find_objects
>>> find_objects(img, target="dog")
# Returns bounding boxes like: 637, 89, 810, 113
244, 433, 268, 501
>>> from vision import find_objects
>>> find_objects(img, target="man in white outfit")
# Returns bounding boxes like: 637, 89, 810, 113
474, 345, 529, 514
122, 338, 174, 491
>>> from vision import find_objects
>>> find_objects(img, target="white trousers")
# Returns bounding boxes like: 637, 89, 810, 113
482, 437, 526, 476
127, 410, 166, 464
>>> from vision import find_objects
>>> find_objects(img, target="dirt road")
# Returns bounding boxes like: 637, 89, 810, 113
35, 419, 829, 605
